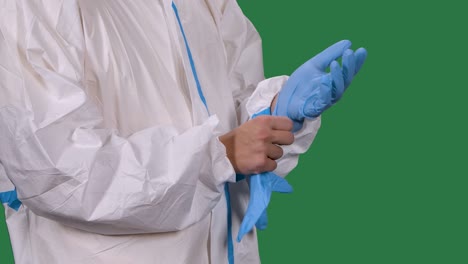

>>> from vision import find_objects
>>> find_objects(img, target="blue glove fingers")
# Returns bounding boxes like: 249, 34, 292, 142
269, 174, 294, 193
255, 174, 292, 229
354, 47, 368, 74
342, 49, 356, 88
310, 40, 351, 70
255, 209, 269, 230
238, 174, 269, 242
318, 74, 333, 113
238, 172, 293, 241
238, 210, 261, 242
331, 60, 345, 103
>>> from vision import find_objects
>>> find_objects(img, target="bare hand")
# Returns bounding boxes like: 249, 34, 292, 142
220, 116, 294, 175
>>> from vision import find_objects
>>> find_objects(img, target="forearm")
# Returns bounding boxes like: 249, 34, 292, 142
0, 104, 235, 235
242, 77, 322, 177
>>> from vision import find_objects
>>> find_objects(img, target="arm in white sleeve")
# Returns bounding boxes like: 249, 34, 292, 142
216, 0, 322, 176
245, 77, 321, 177
0, 1, 234, 235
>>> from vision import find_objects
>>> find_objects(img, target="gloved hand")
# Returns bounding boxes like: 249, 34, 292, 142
274, 40, 368, 132
237, 40, 367, 242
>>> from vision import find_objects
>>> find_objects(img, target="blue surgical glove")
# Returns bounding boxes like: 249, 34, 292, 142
237, 172, 292, 242
237, 41, 367, 242
274, 40, 368, 132
237, 110, 293, 242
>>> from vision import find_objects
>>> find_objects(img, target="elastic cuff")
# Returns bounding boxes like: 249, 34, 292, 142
245, 76, 289, 119
211, 136, 236, 184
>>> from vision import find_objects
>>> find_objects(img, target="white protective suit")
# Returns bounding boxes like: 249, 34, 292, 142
0, 0, 321, 263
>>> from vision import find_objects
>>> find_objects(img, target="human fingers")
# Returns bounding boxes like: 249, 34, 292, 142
310, 40, 351, 70
342, 49, 356, 88
261, 158, 277, 173
268, 116, 293, 131
267, 144, 284, 160
271, 130, 294, 145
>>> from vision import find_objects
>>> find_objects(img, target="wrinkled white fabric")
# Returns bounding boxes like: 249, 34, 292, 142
0, 0, 321, 263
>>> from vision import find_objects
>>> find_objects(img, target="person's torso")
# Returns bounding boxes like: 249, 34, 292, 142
1, 1, 259, 263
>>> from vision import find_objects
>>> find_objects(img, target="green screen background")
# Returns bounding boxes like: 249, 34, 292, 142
1, 0, 466, 263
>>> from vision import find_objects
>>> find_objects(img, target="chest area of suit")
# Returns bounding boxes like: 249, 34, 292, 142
77, 1, 235, 133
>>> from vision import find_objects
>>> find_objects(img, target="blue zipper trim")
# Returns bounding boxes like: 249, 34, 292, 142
172, 3, 234, 263
224, 184, 235, 264
171, 2, 209, 112
0, 189, 21, 211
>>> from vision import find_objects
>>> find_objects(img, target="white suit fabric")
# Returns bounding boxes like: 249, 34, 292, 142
0, 0, 321, 263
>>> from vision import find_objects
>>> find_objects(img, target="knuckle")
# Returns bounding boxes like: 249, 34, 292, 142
253, 156, 268, 173
256, 128, 271, 141
285, 119, 293, 130
255, 143, 267, 154
256, 115, 271, 125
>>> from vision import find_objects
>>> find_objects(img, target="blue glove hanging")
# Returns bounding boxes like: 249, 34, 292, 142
237, 109, 293, 242
237, 171, 292, 241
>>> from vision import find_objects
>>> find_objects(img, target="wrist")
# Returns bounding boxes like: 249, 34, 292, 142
219, 132, 238, 173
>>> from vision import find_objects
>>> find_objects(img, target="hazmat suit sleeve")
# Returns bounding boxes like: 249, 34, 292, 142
217, 0, 321, 177
0, 1, 235, 235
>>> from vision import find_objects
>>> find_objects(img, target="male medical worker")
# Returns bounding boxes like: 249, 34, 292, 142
0, 1, 366, 263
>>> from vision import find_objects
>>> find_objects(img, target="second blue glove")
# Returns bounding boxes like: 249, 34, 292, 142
274, 40, 367, 131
